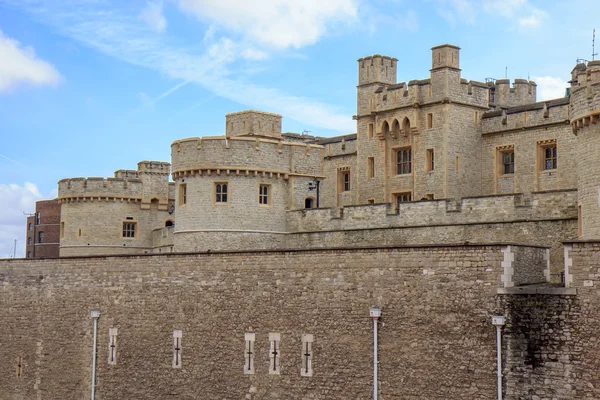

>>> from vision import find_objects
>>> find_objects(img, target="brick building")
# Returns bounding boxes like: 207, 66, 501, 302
24, 198, 61, 258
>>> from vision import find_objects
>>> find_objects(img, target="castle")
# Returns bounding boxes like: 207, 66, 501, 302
3, 44, 600, 399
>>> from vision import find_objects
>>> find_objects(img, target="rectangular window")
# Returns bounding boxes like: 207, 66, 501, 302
108, 328, 118, 366
368, 198, 375, 204
301, 334, 313, 377
244, 333, 255, 375
28, 223, 32, 231
344, 172, 350, 191
426, 113, 433, 129
395, 192, 412, 204
502, 151, 515, 174
179, 184, 187, 205
259, 184, 270, 205
38, 231, 44, 243
36, 212, 40, 225
172, 330, 182, 369
542, 145, 557, 170
215, 182, 228, 203
338, 169, 350, 192
269, 333, 281, 375
474, 111, 479, 124
367, 157, 375, 178
368, 124, 374, 139
396, 148, 412, 175
426, 149, 434, 172
122, 222, 136, 238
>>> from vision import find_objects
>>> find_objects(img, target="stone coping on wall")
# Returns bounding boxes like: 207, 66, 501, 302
172, 135, 324, 149
497, 287, 576, 295
0, 242, 548, 262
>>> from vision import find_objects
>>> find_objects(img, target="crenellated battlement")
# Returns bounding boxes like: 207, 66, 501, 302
171, 136, 324, 178
287, 190, 577, 233
225, 110, 282, 138
137, 160, 170, 174
58, 177, 144, 201
482, 97, 570, 134
490, 78, 537, 108
570, 60, 600, 131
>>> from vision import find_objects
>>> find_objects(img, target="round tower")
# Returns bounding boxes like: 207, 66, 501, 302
570, 60, 600, 239
170, 132, 323, 252
58, 161, 173, 256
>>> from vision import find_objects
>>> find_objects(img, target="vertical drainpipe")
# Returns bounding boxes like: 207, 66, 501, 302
90, 310, 101, 400
491, 316, 506, 400
370, 306, 382, 400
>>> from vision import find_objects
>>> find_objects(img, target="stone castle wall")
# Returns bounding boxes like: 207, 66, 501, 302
2, 244, 552, 400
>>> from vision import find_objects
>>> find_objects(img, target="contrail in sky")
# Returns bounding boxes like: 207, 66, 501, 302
0, 153, 24, 167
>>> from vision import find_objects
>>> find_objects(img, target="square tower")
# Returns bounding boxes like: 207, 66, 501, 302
225, 110, 282, 138
431, 44, 460, 71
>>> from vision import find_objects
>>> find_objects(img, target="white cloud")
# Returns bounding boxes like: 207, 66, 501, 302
532, 76, 569, 101
0, 182, 45, 258
176, 0, 358, 49
519, 9, 547, 28
0, 30, 62, 93
140, 1, 167, 33
7, 1, 354, 132
482, 0, 526, 17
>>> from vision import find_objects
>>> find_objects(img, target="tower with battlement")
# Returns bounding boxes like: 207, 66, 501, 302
225, 110, 283, 138
570, 60, 600, 239
57, 161, 175, 256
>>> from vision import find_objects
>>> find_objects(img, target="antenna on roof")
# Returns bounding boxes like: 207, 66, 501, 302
593, 29, 598, 61
505, 67, 507, 79
302, 130, 311, 136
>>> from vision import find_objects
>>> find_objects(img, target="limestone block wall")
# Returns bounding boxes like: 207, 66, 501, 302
481, 102, 575, 195
59, 199, 170, 256
1, 244, 549, 400
58, 177, 143, 199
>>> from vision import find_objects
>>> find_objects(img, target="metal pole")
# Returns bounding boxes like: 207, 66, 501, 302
90, 310, 100, 400
316, 180, 320, 208
496, 325, 502, 400
373, 318, 378, 400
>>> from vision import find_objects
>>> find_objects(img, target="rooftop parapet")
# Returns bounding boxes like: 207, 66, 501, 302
225, 110, 282, 138
491, 79, 537, 107
482, 97, 570, 134
137, 160, 170, 174
171, 136, 323, 178
114, 170, 138, 179
358, 54, 397, 86
58, 177, 144, 200
569, 60, 600, 131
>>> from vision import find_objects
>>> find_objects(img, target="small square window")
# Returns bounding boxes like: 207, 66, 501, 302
395, 192, 412, 204
259, 184, 270, 205
215, 182, 228, 203
396, 148, 412, 175
497, 146, 515, 175
122, 222, 136, 238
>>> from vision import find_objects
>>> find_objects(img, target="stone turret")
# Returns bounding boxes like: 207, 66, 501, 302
225, 110, 282, 138
570, 60, 600, 239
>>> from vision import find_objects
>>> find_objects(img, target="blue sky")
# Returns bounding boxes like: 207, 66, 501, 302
0, 0, 598, 257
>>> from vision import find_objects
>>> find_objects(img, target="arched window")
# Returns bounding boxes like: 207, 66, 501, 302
28, 237, 31, 245
392, 119, 400, 137
305, 198, 315, 209
165, 220, 174, 227
27, 251, 31, 258
381, 121, 390, 137
402, 117, 410, 136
